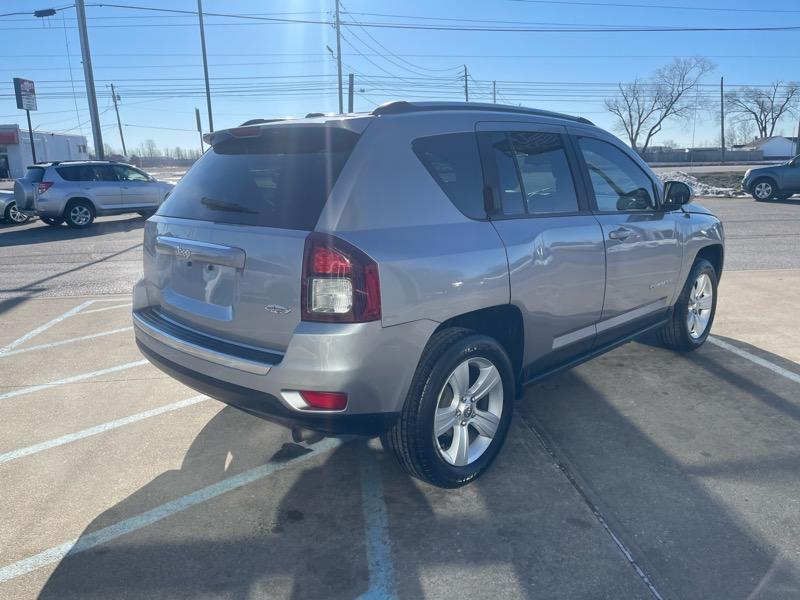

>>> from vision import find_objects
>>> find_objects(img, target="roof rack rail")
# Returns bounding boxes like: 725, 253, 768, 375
305, 112, 326, 118
371, 100, 594, 126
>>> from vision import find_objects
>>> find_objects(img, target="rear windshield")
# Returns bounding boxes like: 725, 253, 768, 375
156, 127, 360, 230
24, 167, 45, 183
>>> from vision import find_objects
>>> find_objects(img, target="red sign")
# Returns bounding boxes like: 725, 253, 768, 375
0, 130, 19, 145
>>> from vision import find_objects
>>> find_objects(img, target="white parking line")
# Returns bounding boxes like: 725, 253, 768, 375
0, 437, 341, 583
78, 303, 132, 316
0, 327, 134, 358
0, 395, 209, 465
709, 336, 800, 385
0, 360, 148, 402
0, 300, 95, 356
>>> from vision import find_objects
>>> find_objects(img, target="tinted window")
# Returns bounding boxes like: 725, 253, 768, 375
157, 127, 359, 230
113, 165, 150, 182
412, 133, 485, 219
483, 132, 526, 216
578, 138, 656, 212
508, 132, 578, 214
24, 167, 45, 183
57, 165, 117, 182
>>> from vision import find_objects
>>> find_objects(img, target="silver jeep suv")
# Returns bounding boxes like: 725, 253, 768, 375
133, 101, 724, 488
14, 160, 174, 228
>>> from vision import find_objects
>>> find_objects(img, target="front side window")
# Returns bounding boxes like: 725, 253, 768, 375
412, 132, 485, 219
508, 132, 578, 214
113, 165, 150, 182
578, 137, 656, 212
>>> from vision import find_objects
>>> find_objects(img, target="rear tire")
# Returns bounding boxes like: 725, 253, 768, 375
657, 258, 718, 352
751, 178, 777, 201
40, 216, 64, 226
381, 328, 514, 488
4, 201, 30, 224
64, 200, 95, 228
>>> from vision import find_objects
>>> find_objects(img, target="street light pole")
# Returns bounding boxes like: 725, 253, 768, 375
75, 0, 104, 159
197, 0, 214, 132
335, 0, 344, 114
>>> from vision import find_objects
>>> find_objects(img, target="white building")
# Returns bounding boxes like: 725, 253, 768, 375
736, 136, 799, 159
0, 124, 89, 179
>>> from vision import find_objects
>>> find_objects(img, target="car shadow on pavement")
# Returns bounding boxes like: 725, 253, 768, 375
38, 338, 800, 600
518, 339, 800, 599
0, 216, 145, 248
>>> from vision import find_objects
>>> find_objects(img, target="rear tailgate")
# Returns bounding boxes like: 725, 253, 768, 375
140, 123, 364, 353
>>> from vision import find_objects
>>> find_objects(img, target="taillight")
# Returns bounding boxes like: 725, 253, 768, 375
301, 232, 381, 323
37, 182, 53, 194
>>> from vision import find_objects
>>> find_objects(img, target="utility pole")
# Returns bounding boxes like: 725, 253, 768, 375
335, 0, 344, 114
75, 0, 104, 159
464, 65, 469, 102
720, 77, 725, 165
110, 83, 126, 157
493, 80, 496, 104
197, 0, 213, 132
195, 108, 204, 155
347, 73, 354, 113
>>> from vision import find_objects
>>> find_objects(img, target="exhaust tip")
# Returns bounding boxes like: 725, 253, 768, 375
291, 426, 325, 445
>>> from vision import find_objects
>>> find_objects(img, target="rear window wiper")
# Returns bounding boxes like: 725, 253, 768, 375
200, 197, 259, 214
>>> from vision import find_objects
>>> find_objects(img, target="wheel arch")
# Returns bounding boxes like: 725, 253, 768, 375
432, 304, 524, 382
695, 243, 724, 280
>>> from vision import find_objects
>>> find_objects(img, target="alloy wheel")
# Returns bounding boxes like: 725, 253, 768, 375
7, 203, 28, 223
69, 205, 91, 226
687, 272, 713, 339
433, 357, 504, 466
754, 182, 773, 200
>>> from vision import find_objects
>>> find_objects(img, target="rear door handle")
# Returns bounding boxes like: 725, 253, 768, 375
608, 227, 632, 241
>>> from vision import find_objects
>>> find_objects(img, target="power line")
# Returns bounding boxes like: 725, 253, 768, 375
506, 0, 800, 14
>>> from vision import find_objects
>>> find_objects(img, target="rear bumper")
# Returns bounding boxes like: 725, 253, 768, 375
133, 280, 437, 435
137, 340, 397, 435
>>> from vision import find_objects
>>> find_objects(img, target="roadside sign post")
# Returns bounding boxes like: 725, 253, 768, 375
13, 77, 38, 164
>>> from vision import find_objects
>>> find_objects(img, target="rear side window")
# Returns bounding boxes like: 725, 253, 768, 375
508, 132, 578, 214
24, 167, 45, 183
157, 127, 360, 230
57, 165, 116, 182
412, 133, 485, 219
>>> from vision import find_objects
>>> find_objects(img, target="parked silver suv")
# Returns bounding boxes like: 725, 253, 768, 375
134, 101, 724, 488
14, 160, 174, 228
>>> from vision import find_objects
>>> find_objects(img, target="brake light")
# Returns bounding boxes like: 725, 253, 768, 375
301, 232, 381, 323
37, 182, 53, 194
299, 390, 348, 411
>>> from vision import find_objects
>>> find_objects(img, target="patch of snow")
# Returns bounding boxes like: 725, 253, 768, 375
656, 170, 746, 198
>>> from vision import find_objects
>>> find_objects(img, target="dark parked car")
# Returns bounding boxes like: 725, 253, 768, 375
742, 156, 800, 200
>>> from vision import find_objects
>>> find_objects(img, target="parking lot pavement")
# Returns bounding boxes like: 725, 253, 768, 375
0, 197, 799, 599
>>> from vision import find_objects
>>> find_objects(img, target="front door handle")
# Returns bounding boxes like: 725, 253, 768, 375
608, 227, 632, 241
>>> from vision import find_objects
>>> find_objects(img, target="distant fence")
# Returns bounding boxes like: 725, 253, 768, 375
642, 149, 764, 163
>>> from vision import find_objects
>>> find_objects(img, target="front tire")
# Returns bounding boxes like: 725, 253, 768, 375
752, 178, 777, 201
64, 200, 95, 228
381, 328, 514, 488
658, 258, 718, 352
4, 201, 30, 224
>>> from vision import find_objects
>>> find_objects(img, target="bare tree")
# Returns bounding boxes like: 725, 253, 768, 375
725, 81, 800, 139
140, 139, 160, 158
605, 57, 715, 154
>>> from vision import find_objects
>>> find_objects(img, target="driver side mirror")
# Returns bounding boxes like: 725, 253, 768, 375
663, 180, 692, 210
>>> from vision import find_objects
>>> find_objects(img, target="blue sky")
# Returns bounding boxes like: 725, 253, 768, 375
2, 0, 798, 154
